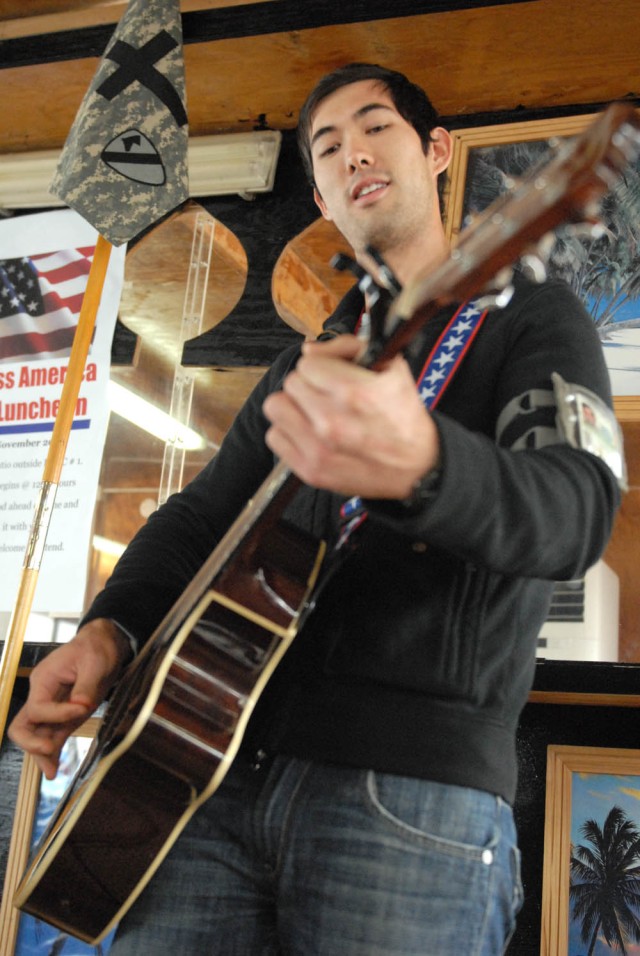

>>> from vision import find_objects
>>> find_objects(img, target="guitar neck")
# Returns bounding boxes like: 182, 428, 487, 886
366, 104, 640, 367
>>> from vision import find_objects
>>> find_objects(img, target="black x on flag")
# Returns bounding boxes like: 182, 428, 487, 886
50, 0, 188, 246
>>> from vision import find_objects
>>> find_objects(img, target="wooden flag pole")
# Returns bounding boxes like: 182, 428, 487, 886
0, 234, 113, 745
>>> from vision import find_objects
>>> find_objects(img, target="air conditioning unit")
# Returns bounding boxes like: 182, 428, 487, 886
536, 560, 619, 662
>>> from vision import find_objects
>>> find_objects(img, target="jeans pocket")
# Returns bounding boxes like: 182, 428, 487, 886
366, 771, 500, 862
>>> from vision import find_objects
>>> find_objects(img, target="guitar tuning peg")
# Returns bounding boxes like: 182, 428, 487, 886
474, 284, 515, 311
519, 253, 547, 284
613, 123, 640, 162
331, 252, 377, 297
535, 232, 557, 262
498, 265, 515, 286
364, 245, 403, 295
474, 266, 515, 310
331, 252, 361, 277
559, 220, 612, 242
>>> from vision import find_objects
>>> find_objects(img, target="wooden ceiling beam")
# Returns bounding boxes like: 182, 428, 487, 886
0, 0, 531, 40
1, 0, 638, 155
0, 2, 258, 37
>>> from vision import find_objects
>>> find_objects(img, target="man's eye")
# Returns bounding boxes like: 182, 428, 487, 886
319, 143, 339, 158
367, 124, 387, 134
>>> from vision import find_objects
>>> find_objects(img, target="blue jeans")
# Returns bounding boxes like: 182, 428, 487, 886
111, 753, 523, 954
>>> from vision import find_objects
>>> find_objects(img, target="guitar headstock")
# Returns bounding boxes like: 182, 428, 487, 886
367, 103, 640, 367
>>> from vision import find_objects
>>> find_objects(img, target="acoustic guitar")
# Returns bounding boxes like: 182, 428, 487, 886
14, 103, 640, 944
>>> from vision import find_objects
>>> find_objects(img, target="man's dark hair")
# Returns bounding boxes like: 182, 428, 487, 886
297, 62, 441, 185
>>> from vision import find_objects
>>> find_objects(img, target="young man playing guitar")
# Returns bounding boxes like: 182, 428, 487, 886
9, 64, 624, 954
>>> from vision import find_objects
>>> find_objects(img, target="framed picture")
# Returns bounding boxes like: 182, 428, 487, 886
0, 718, 117, 955
541, 744, 640, 955
444, 111, 640, 417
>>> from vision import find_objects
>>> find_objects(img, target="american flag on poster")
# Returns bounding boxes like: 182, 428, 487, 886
0, 246, 95, 363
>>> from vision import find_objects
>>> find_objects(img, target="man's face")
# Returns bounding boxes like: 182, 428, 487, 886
309, 79, 447, 258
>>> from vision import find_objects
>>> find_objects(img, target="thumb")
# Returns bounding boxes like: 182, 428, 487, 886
303, 334, 364, 362
67, 691, 95, 713
66, 660, 110, 713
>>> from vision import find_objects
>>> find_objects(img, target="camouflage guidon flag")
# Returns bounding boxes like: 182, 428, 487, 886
50, 0, 189, 246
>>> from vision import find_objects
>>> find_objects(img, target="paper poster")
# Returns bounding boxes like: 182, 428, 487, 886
0, 210, 125, 613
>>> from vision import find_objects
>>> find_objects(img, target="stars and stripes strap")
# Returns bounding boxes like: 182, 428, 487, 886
338, 299, 488, 543
415, 299, 488, 410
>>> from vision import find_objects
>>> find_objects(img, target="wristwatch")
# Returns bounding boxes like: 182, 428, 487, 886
368, 466, 442, 519
399, 466, 442, 512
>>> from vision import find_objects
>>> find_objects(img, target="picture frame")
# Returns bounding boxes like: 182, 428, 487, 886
0, 717, 116, 955
444, 111, 640, 418
541, 744, 640, 955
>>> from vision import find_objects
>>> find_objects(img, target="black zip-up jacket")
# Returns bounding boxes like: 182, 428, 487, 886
84, 276, 620, 803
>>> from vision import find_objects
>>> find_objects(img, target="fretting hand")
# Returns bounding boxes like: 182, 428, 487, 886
263, 334, 439, 500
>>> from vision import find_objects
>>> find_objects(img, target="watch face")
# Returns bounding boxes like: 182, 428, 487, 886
401, 468, 442, 513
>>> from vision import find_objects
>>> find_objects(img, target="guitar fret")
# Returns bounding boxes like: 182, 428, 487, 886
148, 712, 226, 763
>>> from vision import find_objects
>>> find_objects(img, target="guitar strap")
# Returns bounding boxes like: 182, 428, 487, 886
337, 298, 489, 546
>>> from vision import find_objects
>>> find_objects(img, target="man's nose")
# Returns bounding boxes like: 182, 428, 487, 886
345, 137, 374, 172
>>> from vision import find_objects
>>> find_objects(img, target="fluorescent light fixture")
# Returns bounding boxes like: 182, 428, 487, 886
189, 131, 282, 198
108, 380, 206, 450
0, 130, 282, 209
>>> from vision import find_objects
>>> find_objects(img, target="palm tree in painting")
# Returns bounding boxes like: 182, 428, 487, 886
462, 138, 640, 339
552, 166, 640, 336
570, 805, 640, 954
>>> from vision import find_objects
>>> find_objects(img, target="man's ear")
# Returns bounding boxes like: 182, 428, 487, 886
430, 127, 453, 176
313, 186, 332, 221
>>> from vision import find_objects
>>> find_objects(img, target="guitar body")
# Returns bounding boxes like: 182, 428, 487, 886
15, 511, 326, 944
13, 102, 640, 946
